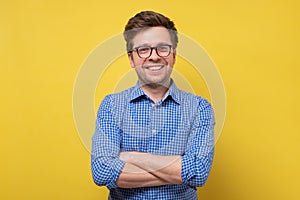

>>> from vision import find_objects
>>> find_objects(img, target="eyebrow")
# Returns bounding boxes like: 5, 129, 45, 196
133, 42, 172, 48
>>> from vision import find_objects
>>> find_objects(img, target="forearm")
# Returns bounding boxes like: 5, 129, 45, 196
181, 148, 214, 187
120, 152, 182, 184
116, 162, 168, 188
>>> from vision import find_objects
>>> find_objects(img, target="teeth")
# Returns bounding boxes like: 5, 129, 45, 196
146, 65, 163, 71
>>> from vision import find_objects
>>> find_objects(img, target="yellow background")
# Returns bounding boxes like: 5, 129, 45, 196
1, 0, 299, 199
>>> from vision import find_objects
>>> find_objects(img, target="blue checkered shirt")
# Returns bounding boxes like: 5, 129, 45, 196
91, 81, 215, 200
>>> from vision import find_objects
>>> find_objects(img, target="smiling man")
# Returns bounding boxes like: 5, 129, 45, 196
91, 11, 215, 199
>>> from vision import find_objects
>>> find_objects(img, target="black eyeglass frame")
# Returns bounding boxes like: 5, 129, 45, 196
128, 45, 173, 59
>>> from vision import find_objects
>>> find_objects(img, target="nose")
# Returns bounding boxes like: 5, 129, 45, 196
148, 48, 160, 61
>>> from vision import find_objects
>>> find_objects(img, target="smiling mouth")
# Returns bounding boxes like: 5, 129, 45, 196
143, 65, 164, 71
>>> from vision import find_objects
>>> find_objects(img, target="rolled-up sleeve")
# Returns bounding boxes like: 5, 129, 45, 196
91, 95, 125, 189
181, 98, 215, 187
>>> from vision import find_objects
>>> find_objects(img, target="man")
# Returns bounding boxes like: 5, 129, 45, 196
91, 11, 215, 199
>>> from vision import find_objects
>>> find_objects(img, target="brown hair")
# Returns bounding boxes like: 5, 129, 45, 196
123, 11, 178, 52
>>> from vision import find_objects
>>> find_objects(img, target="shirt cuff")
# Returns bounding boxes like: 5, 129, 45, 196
106, 158, 126, 189
181, 154, 195, 184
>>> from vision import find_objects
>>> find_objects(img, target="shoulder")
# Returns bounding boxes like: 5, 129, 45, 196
101, 86, 135, 102
176, 89, 212, 110
98, 86, 136, 111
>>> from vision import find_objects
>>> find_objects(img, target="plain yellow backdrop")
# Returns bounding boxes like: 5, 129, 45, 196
1, 0, 299, 199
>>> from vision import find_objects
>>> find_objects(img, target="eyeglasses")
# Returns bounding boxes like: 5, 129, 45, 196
128, 45, 173, 58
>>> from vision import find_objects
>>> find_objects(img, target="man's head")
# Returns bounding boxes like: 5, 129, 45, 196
123, 11, 178, 87
124, 11, 178, 52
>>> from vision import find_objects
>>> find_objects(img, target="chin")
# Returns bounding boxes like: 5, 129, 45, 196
149, 79, 170, 87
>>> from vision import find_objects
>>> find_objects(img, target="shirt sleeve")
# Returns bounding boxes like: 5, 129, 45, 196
91, 95, 125, 189
181, 97, 215, 187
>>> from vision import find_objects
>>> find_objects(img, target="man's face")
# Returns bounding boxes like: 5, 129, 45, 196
128, 26, 176, 87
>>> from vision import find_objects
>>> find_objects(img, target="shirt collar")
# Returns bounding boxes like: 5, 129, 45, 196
129, 79, 181, 105
168, 80, 181, 104
129, 82, 145, 101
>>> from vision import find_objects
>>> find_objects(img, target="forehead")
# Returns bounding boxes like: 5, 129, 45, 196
132, 27, 172, 47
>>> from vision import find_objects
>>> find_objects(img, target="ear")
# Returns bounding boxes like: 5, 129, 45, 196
128, 53, 135, 68
172, 49, 176, 64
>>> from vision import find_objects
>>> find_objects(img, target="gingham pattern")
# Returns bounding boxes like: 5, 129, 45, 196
91, 81, 215, 200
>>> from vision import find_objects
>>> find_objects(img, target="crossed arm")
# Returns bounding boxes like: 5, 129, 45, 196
116, 152, 182, 188
91, 95, 215, 189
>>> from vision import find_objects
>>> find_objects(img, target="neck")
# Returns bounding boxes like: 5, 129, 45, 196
140, 80, 171, 103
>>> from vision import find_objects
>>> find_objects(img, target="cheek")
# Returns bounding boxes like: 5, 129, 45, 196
130, 55, 145, 67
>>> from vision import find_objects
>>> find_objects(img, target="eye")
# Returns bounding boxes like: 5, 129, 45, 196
157, 45, 170, 52
138, 47, 151, 54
